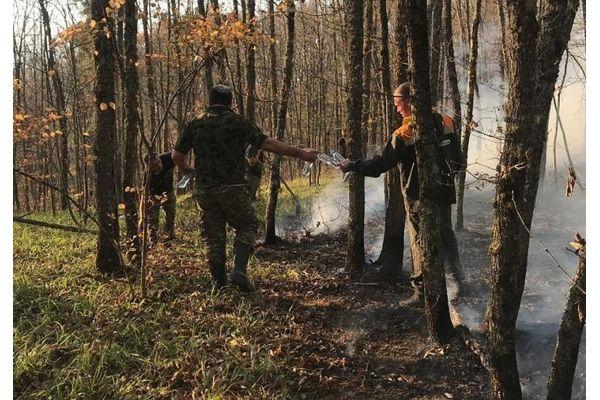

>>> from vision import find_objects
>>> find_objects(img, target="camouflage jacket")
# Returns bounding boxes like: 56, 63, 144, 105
174, 105, 268, 192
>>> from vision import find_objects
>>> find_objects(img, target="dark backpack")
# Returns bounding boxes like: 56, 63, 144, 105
433, 112, 463, 174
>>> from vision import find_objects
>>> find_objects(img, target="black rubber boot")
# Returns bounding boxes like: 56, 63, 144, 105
229, 242, 255, 292
209, 263, 227, 291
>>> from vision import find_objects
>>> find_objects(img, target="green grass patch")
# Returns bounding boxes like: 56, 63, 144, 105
13, 174, 336, 399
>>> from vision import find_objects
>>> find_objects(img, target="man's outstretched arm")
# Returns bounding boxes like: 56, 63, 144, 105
339, 136, 406, 177
260, 137, 318, 163
171, 149, 195, 175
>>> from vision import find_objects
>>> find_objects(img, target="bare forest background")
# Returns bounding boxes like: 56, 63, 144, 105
12, 0, 587, 399
12, 0, 585, 217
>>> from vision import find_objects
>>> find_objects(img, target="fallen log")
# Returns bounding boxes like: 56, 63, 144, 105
14, 216, 98, 235
448, 301, 493, 375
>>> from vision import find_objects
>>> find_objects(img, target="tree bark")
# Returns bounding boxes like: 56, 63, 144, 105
455, 0, 481, 231
497, 0, 508, 79
123, 0, 141, 250
92, 0, 122, 274
401, 0, 454, 343
198, 0, 215, 95
268, 0, 278, 134
39, 0, 69, 210
428, 0, 442, 105
232, 0, 245, 113
376, 0, 405, 280
345, 0, 365, 277
361, 0, 374, 151
442, 0, 462, 139
169, 0, 184, 133
245, 0, 257, 124
546, 242, 585, 400
143, 0, 158, 142
485, 0, 578, 398
394, 0, 409, 86
264, 0, 295, 244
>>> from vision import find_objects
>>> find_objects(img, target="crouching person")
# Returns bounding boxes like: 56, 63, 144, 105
146, 152, 177, 244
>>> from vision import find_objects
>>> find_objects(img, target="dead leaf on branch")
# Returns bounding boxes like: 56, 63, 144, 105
566, 166, 577, 197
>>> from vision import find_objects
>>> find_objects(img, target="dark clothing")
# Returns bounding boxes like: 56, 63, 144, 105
194, 184, 259, 271
174, 105, 268, 193
338, 136, 347, 158
349, 112, 461, 204
148, 191, 176, 242
349, 112, 464, 297
245, 145, 265, 177
149, 152, 176, 195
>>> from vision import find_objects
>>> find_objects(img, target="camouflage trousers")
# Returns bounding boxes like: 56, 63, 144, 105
245, 173, 262, 201
406, 201, 462, 294
194, 184, 258, 269
148, 191, 176, 243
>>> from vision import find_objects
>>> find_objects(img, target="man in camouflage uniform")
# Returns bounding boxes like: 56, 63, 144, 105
340, 82, 464, 303
172, 85, 317, 291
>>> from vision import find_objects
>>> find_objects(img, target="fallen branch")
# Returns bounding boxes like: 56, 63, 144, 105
280, 175, 302, 218
14, 216, 97, 234
14, 167, 98, 226
448, 303, 493, 375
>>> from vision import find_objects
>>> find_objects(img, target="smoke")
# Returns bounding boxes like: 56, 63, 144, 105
302, 173, 387, 238
278, 12, 586, 398
450, 13, 586, 398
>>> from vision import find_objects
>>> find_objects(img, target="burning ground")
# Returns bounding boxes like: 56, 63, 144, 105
277, 170, 586, 399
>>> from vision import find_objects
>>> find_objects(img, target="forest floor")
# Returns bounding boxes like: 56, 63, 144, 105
14, 175, 493, 399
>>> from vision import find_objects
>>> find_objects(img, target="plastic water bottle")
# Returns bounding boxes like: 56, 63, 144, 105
177, 172, 195, 189
302, 162, 313, 176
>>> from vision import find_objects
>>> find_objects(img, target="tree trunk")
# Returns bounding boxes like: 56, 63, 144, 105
143, 0, 158, 141
442, 0, 462, 139
39, 0, 69, 210
245, 0, 257, 124
394, 0, 409, 86
497, 0, 508, 79
546, 242, 585, 400
198, 0, 214, 94
376, 0, 405, 280
170, 0, 184, 133
361, 0, 374, 152
485, 1, 578, 398
233, 0, 245, 113
123, 0, 140, 249
92, 0, 122, 274
345, 0, 365, 277
428, 0, 442, 105
264, 0, 295, 244
455, 0, 481, 231
552, 53, 569, 183
268, 0, 278, 134
401, 0, 454, 343
13, 144, 20, 211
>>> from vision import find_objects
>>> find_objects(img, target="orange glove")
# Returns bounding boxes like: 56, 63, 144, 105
393, 116, 414, 143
